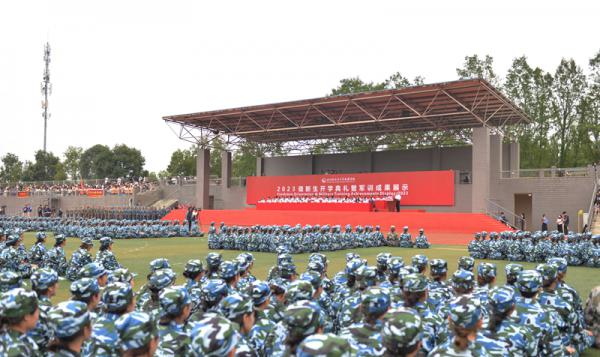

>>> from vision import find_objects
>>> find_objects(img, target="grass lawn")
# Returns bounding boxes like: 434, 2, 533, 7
19, 232, 600, 356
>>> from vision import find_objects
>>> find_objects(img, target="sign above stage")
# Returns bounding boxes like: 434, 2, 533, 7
246, 170, 455, 206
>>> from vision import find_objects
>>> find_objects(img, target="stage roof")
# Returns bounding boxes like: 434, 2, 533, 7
163, 78, 530, 143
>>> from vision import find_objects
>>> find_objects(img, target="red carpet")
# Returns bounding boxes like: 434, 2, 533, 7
185, 209, 511, 245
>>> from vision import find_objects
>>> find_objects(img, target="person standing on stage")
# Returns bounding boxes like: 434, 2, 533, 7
394, 193, 401, 212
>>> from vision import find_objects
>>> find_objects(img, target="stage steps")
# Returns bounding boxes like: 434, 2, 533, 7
151, 199, 179, 209
161, 208, 187, 222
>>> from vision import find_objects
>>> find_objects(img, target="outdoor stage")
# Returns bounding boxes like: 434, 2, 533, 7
164, 208, 511, 245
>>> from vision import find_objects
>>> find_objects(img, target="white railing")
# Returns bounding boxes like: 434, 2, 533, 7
485, 199, 521, 230
500, 167, 589, 179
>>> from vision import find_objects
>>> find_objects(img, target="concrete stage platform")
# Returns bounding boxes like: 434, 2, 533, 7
164, 208, 510, 245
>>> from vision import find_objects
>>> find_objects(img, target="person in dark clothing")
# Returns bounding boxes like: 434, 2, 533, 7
186, 206, 194, 232
562, 211, 569, 234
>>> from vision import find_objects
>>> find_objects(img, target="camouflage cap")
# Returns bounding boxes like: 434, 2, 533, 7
451, 269, 475, 291
160, 285, 191, 317
403, 273, 429, 293
277, 253, 293, 266
0, 288, 38, 319
296, 333, 355, 357
382, 308, 423, 350
269, 278, 288, 294
276, 245, 290, 255
31, 268, 59, 291
300, 271, 322, 290
307, 260, 325, 274
115, 311, 158, 351
356, 265, 378, 289
48, 300, 90, 338
280, 262, 297, 279
148, 268, 176, 290
458, 256, 475, 271
429, 259, 448, 275
235, 256, 250, 273
547, 257, 568, 274
36, 232, 47, 240
535, 263, 557, 283
218, 293, 254, 321
102, 282, 134, 312
0, 271, 23, 293
345, 252, 359, 262
361, 287, 391, 316
308, 253, 327, 266
79, 262, 107, 279
488, 286, 515, 314
448, 295, 482, 329
206, 252, 223, 269
149, 258, 171, 272
249, 280, 271, 306
81, 237, 94, 246
387, 257, 405, 275
70, 277, 100, 299
516, 270, 542, 293
5, 234, 19, 245
184, 259, 205, 275
411, 254, 428, 269
109, 268, 135, 284
202, 279, 229, 303
189, 315, 240, 357
219, 261, 239, 280
504, 263, 523, 280
477, 262, 497, 279
285, 280, 315, 303
376, 253, 392, 266
284, 301, 323, 336
99, 236, 113, 247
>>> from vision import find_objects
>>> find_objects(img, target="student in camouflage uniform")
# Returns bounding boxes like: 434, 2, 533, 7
83, 281, 134, 356
381, 308, 423, 356
272, 300, 324, 356
399, 226, 414, 248
46, 300, 92, 357
67, 237, 94, 281
248, 280, 277, 356
29, 232, 48, 268
70, 277, 101, 322
156, 286, 192, 356
584, 285, 600, 348
46, 234, 68, 276
182, 259, 204, 313
0, 288, 41, 356
95, 237, 121, 271
415, 228, 431, 249
296, 333, 356, 355
28, 268, 58, 353
0, 270, 23, 293
386, 225, 399, 247
429, 295, 491, 356
218, 293, 258, 356
485, 286, 536, 355
0, 234, 21, 274
189, 315, 240, 356
339, 286, 388, 355
114, 311, 159, 357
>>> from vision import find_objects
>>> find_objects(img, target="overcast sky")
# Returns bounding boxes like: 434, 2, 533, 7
1, 0, 599, 173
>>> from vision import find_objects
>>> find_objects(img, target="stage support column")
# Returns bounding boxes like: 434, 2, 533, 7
471, 126, 491, 213
221, 151, 232, 188
256, 157, 263, 176
510, 142, 520, 178
489, 133, 503, 180
196, 148, 210, 209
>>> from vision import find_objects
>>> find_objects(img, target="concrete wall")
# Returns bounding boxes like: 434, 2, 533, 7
490, 169, 595, 232
0, 195, 131, 215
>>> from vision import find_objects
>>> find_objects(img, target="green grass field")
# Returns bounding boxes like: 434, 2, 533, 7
19, 232, 600, 356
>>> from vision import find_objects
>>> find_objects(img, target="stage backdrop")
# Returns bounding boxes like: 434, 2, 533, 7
246, 170, 455, 206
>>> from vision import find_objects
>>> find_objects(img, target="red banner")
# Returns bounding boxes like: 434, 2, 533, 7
86, 189, 104, 197
17, 191, 29, 198
246, 170, 455, 206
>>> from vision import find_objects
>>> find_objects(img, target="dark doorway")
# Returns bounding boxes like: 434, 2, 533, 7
514, 193, 532, 231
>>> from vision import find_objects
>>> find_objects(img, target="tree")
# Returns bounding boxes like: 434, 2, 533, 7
112, 144, 145, 178
63, 146, 83, 180
550, 59, 587, 167
80, 145, 114, 179
0, 153, 23, 183
21, 150, 62, 181
166, 147, 196, 177
582, 50, 600, 164
456, 54, 500, 86
504, 56, 556, 168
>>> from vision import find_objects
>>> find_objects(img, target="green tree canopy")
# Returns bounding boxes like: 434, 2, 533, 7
0, 153, 23, 183
21, 150, 63, 181
63, 146, 83, 180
